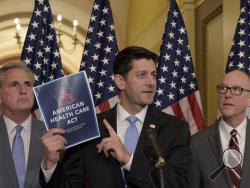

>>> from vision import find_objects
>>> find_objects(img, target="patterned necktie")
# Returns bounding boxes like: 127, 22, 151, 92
228, 129, 242, 188
12, 125, 25, 188
124, 116, 139, 153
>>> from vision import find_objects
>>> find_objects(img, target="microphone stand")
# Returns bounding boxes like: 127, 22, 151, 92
155, 157, 166, 188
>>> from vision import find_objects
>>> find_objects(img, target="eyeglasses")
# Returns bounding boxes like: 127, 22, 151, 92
216, 84, 250, 96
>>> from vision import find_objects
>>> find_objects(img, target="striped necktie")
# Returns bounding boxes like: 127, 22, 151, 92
12, 125, 25, 188
228, 129, 242, 188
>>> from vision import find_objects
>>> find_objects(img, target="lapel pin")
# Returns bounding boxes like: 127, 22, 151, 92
149, 124, 156, 129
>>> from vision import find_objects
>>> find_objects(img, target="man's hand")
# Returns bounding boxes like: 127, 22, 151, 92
96, 119, 131, 165
42, 128, 67, 170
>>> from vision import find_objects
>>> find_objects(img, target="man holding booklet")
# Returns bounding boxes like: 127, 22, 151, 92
40, 46, 191, 188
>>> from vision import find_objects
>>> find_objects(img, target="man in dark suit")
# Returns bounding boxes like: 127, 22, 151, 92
40, 46, 191, 188
0, 62, 45, 188
190, 70, 250, 188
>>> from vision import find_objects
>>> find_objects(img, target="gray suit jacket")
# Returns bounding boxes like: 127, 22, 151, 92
190, 120, 250, 188
0, 116, 45, 188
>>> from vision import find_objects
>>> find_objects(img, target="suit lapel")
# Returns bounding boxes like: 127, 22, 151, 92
208, 123, 232, 187
239, 120, 250, 187
24, 117, 44, 186
0, 117, 19, 187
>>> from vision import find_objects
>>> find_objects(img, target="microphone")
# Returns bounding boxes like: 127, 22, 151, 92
146, 125, 166, 168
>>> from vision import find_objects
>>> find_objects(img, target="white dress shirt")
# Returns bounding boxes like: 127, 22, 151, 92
219, 117, 247, 166
4, 115, 32, 171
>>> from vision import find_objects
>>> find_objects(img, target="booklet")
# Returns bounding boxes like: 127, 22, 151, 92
33, 71, 100, 148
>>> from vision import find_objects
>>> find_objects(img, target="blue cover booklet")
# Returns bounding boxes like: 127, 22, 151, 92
33, 71, 100, 148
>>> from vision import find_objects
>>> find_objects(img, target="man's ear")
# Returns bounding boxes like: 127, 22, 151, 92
114, 74, 126, 90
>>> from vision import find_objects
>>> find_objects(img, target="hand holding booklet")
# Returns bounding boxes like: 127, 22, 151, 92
33, 71, 100, 148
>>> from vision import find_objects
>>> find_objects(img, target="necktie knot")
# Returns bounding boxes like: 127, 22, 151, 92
230, 129, 237, 137
126, 115, 138, 125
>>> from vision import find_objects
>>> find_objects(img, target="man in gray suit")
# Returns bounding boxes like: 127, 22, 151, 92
0, 62, 45, 188
190, 70, 250, 188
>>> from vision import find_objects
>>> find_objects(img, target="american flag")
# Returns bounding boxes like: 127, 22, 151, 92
225, 0, 250, 117
79, 0, 119, 113
154, 0, 205, 134
21, 0, 63, 118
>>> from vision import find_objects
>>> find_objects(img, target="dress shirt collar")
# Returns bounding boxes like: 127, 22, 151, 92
117, 103, 148, 124
4, 115, 32, 136
220, 116, 247, 139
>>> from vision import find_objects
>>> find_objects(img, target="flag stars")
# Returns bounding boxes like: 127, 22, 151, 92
94, 42, 101, 49
88, 77, 94, 84
157, 88, 164, 95
88, 26, 94, 33
154, 100, 162, 107
100, 69, 107, 76
34, 9, 41, 16
28, 33, 36, 41
166, 42, 172, 49
102, 7, 109, 14
24, 58, 31, 65
31, 21, 39, 28
173, 10, 178, 17
238, 29, 245, 36
37, 50, 43, 58
237, 62, 244, 69
189, 82, 195, 89
97, 31, 104, 38
109, 24, 115, 31
95, 92, 102, 100
26, 45, 33, 53
92, 54, 99, 61
107, 34, 114, 42
181, 76, 186, 83
183, 65, 188, 72
169, 31, 175, 39
89, 65, 97, 72
238, 51, 245, 58
164, 53, 171, 61
34, 62, 42, 70
104, 46, 111, 53
44, 46, 51, 53
53, 50, 60, 58
44, 5, 49, 12
238, 40, 245, 47
158, 76, 166, 84
161, 65, 168, 72
102, 57, 109, 64
179, 27, 186, 34
51, 62, 57, 70
179, 87, 185, 95
171, 21, 176, 28
167, 92, 174, 100
184, 54, 191, 62
239, 18, 245, 25
97, 80, 104, 88
47, 34, 53, 41
90, 15, 96, 22
174, 59, 180, 66
85, 38, 91, 44
100, 19, 106, 26
172, 70, 178, 78
177, 38, 183, 45
93, 3, 99, 10
170, 81, 176, 88
108, 85, 115, 93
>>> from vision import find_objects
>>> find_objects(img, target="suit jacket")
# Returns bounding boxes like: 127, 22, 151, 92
41, 105, 191, 188
0, 116, 45, 188
190, 120, 250, 188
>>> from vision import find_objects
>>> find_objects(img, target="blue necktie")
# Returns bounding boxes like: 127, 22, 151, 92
124, 116, 139, 153
12, 125, 25, 188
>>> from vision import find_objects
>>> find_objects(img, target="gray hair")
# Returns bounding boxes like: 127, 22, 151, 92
0, 62, 35, 87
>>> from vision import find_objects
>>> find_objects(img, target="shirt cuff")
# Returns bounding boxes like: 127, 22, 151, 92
123, 153, 133, 171
41, 160, 57, 183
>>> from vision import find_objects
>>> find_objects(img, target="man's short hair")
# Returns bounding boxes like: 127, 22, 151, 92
113, 46, 158, 77
0, 62, 35, 87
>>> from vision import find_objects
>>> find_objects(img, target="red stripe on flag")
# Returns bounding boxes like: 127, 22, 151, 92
171, 102, 185, 121
98, 100, 111, 112
187, 93, 205, 131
